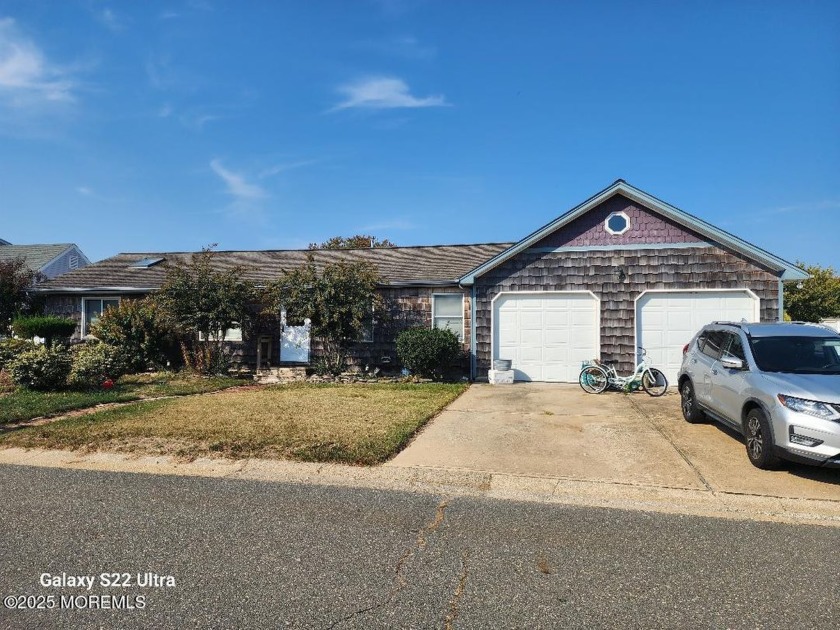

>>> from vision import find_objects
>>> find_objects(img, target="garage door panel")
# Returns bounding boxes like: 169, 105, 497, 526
637, 291, 758, 385
544, 310, 569, 328
494, 292, 599, 383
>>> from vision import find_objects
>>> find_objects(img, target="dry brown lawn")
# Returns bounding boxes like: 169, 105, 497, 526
0, 382, 467, 464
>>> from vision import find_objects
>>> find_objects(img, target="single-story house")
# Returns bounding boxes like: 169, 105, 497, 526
0, 240, 91, 279
37, 180, 808, 383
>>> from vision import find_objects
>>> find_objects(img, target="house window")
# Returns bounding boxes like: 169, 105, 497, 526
432, 294, 464, 341
605, 211, 630, 235
82, 298, 120, 336
198, 327, 243, 342
69, 255, 79, 270
358, 303, 375, 343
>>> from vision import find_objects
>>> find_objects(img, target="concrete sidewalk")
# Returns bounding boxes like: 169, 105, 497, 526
1, 447, 839, 528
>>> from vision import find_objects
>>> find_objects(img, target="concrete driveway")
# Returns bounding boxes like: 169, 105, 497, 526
388, 383, 840, 501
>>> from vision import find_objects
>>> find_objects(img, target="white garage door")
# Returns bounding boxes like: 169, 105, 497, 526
636, 290, 759, 384
493, 292, 599, 383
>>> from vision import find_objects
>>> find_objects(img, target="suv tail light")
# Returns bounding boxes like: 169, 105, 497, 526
682, 343, 689, 355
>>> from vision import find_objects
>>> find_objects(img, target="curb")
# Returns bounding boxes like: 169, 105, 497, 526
1, 447, 839, 528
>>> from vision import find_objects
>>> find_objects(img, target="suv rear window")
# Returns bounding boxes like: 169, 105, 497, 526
748, 336, 840, 374
699, 330, 726, 360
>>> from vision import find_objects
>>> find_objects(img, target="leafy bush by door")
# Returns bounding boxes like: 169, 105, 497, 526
396, 327, 462, 380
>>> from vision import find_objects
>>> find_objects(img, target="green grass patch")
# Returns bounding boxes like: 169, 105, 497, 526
0, 382, 468, 464
0, 373, 244, 424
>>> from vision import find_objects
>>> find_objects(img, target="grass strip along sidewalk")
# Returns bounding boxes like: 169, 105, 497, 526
0, 382, 468, 465
0, 373, 245, 425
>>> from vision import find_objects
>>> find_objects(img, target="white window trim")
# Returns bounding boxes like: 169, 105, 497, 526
198, 326, 243, 342
358, 301, 376, 343
81, 296, 121, 337
605, 210, 630, 235
431, 293, 465, 341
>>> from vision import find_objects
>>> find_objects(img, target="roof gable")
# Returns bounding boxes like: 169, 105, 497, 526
0, 243, 76, 272
459, 180, 808, 283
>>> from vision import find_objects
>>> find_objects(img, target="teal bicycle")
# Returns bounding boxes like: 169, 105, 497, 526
578, 347, 668, 397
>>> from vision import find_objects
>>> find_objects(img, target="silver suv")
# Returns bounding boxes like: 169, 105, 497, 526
678, 322, 840, 469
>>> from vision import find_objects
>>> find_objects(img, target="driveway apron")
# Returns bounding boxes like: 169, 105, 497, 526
388, 383, 707, 490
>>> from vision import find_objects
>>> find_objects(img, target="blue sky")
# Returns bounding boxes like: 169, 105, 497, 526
1, 1, 838, 267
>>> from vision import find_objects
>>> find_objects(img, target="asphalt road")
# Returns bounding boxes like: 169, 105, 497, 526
1, 465, 838, 629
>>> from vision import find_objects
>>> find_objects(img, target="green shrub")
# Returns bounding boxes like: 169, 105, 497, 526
396, 327, 462, 380
68, 341, 130, 389
11, 315, 77, 346
0, 337, 35, 370
90, 298, 174, 372
8, 344, 72, 390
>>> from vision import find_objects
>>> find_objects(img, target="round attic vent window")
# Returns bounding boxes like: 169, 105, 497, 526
605, 211, 630, 235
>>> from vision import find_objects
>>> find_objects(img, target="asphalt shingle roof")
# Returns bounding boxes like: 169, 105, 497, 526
0, 244, 72, 272
38, 243, 514, 291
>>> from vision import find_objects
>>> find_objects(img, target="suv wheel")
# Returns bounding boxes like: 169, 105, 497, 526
744, 408, 782, 470
680, 381, 705, 424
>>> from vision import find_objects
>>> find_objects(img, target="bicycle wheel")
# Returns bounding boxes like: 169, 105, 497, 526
579, 365, 609, 394
641, 368, 668, 397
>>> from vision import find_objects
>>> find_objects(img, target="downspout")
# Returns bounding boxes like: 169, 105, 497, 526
459, 280, 477, 381
778, 278, 784, 323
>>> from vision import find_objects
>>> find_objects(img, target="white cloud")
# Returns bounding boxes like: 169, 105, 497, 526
357, 219, 416, 232
332, 76, 447, 111
76, 186, 93, 196
157, 103, 173, 117
0, 18, 75, 103
97, 8, 123, 31
258, 159, 317, 179
210, 159, 266, 200
766, 199, 840, 215
359, 35, 436, 60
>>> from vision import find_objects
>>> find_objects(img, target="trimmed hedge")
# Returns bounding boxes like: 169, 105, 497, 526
11, 315, 76, 345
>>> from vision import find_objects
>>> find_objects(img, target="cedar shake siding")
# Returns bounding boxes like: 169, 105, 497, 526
43, 295, 84, 338
314, 286, 471, 368
532, 194, 704, 248
473, 246, 781, 376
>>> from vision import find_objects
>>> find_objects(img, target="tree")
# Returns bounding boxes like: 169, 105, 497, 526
0, 257, 42, 335
308, 235, 396, 250
267, 254, 382, 374
784, 262, 840, 322
156, 247, 256, 372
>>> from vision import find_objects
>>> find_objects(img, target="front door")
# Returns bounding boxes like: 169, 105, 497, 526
280, 312, 311, 363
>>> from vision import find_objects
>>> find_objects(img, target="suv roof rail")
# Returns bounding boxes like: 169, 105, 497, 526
710, 321, 745, 328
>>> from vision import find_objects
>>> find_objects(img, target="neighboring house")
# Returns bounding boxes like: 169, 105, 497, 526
36, 180, 808, 383
0, 241, 91, 279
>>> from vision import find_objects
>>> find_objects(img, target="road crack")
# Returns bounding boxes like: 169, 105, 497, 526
325, 498, 450, 629
443, 549, 470, 630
